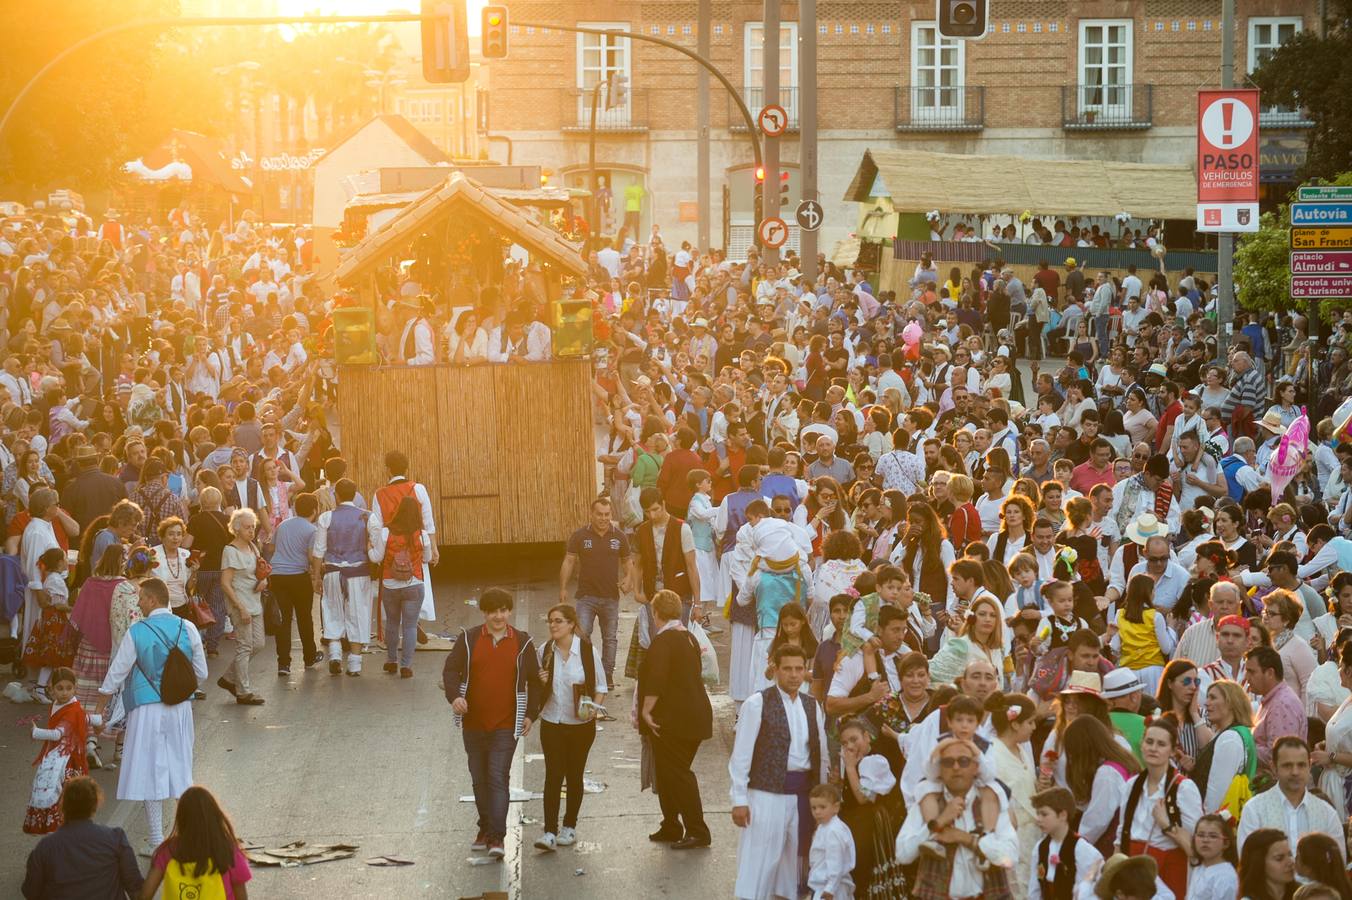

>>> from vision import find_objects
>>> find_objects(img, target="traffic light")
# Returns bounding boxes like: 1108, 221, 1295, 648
937, 0, 987, 39
481, 5, 508, 59
754, 166, 765, 215
421, 0, 470, 83
779, 171, 790, 203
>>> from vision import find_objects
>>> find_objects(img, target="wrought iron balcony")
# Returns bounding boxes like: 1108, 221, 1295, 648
894, 85, 985, 132
1259, 107, 1314, 129
561, 87, 649, 133
1061, 83, 1153, 131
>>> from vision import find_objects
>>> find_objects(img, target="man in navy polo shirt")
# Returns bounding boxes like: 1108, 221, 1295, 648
560, 497, 633, 685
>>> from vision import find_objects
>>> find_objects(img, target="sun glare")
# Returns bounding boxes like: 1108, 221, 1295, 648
273, 0, 490, 34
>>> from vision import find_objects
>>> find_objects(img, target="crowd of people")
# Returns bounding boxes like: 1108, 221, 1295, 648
565, 231, 1352, 900
11, 195, 1352, 900
1, 205, 458, 896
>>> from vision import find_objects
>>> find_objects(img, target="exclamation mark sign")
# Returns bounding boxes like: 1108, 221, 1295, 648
1221, 101, 1234, 145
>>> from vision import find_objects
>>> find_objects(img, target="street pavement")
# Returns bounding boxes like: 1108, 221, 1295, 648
0, 548, 740, 898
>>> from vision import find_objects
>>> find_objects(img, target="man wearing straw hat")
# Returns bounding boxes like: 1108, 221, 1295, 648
394, 295, 436, 366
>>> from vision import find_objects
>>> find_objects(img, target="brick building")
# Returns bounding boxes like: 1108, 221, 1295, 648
480, 0, 1318, 255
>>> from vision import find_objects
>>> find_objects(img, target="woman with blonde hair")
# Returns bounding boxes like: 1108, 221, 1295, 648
946, 473, 983, 549
1194, 679, 1257, 815
958, 594, 1007, 683
219, 508, 266, 706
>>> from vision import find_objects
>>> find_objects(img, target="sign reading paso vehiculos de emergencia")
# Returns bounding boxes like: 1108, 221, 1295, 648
1196, 89, 1261, 233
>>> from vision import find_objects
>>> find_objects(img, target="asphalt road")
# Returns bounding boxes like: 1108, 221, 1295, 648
0, 549, 740, 898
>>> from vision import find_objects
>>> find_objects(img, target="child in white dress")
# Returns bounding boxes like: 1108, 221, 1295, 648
1184, 814, 1238, 900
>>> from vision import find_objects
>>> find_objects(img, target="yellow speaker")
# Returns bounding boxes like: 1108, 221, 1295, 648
552, 300, 594, 358
332, 307, 378, 365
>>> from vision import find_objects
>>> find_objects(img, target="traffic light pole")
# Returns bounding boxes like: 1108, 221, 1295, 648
588, 81, 604, 247
799, 0, 818, 283
762, 0, 781, 265
1217, 0, 1236, 357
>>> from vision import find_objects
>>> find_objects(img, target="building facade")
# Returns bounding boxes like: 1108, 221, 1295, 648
481, 0, 1319, 255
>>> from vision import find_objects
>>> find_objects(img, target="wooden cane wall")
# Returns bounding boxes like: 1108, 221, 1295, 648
335, 360, 597, 546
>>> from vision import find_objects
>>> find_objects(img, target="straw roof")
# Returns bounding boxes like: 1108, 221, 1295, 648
842, 148, 1198, 221
335, 172, 586, 284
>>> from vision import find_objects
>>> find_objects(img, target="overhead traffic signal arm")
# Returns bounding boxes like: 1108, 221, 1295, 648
421, 0, 470, 83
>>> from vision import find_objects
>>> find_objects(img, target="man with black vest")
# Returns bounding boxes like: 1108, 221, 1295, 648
729, 643, 829, 900
635, 488, 700, 627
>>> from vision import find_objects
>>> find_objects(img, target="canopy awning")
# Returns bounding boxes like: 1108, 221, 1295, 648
842, 148, 1198, 221
335, 172, 586, 284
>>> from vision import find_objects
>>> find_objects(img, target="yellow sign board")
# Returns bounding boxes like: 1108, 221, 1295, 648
1291, 227, 1352, 250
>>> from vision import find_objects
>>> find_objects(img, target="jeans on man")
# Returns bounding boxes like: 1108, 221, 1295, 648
382, 584, 423, 669
271, 572, 316, 667
1094, 313, 1112, 357
463, 728, 517, 841
575, 594, 619, 683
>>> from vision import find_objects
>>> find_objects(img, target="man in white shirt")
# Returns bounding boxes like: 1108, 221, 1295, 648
1121, 263, 1143, 302
0, 356, 34, 406
1237, 737, 1344, 861
729, 645, 829, 900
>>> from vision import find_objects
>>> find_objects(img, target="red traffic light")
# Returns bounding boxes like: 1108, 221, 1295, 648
780, 171, 789, 181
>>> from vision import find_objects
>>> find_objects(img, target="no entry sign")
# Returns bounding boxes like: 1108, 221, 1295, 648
1196, 89, 1261, 233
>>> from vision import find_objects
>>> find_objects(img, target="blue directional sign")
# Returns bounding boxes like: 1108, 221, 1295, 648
1292, 202, 1352, 226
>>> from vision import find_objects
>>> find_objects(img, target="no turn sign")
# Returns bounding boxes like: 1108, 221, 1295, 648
758, 216, 789, 249
758, 104, 788, 137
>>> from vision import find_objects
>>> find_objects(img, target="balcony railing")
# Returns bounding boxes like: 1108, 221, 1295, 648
1061, 83, 1153, 131
894, 85, 985, 132
561, 88, 649, 133
728, 86, 799, 131
1260, 107, 1314, 129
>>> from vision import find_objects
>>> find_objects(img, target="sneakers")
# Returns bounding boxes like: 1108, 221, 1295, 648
556, 827, 576, 847
277, 666, 291, 677
471, 831, 489, 851
86, 744, 103, 770
400, 668, 413, 679
31, 686, 50, 705
487, 841, 505, 859
533, 832, 557, 852
383, 662, 398, 674
304, 653, 322, 669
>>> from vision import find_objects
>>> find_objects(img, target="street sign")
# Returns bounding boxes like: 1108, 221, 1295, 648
1292, 202, 1352, 226
795, 199, 823, 232
1196, 89, 1261, 233
1290, 275, 1352, 298
1290, 251, 1352, 274
1299, 186, 1352, 201
758, 104, 788, 137
1291, 227, 1352, 250
758, 216, 789, 248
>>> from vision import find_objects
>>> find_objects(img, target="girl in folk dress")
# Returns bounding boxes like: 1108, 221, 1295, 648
24, 667, 95, 834
23, 547, 76, 703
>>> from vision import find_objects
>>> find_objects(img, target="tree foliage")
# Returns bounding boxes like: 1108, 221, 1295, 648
0, 3, 395, 195
1235, 171, 1352, 317
0, 0, 180, 192
1251, 1, 1352, 182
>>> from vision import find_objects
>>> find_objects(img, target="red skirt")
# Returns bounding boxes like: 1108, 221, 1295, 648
23, 609, 76, 669
1130, 840, 1188, 900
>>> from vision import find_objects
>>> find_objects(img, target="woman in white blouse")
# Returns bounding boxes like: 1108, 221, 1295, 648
446, 308, 489, 365
1312, 639, 1352, 819
533, 604, 607, 853
1114, 718, 1201, 900
151, 517, 196, 615
1196, 680, 1256, 815
989, 693, 1040, 900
